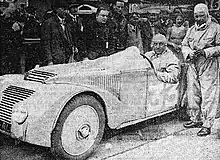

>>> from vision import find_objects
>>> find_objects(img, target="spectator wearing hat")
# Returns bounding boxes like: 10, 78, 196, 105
126, 12, 153, 54
21, 6, 41, 71
66, 3, 86, 62
41, 4, 73, 65
154, 9, 173, 36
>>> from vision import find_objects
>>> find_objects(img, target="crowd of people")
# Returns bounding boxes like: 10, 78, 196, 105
0, 2, 41, 74
0, 0, 192, 74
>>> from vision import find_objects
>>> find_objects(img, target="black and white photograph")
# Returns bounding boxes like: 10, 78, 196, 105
0, 0, 220, 159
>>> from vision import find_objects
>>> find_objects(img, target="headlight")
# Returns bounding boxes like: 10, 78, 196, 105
12, 107, 28, 124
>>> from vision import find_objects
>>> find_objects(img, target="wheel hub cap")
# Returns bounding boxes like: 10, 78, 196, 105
61, 105, 100, 156
77, 124, 91, 140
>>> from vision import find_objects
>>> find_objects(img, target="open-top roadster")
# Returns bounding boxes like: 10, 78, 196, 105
0, 47, 180, 159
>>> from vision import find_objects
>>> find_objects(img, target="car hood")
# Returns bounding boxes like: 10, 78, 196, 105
24, 47, 151, 83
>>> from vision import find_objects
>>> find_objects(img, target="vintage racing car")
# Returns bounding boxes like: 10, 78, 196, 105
0, 47, 181, 160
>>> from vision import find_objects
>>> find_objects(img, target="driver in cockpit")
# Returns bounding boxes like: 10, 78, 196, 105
144, 34, 180, 84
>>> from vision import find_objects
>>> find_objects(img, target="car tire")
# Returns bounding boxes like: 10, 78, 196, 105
51, 94, 105, 160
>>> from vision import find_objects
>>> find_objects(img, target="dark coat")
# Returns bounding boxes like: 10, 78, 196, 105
1, 14, 23, 74
41, 15, 73, 65
108, 13, 128, 49
65, 14, 86, 61
23, 16, 41, 38
84, 19, 117, 60
127, 19, 153, 53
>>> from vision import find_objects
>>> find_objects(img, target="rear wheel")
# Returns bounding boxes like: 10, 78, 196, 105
51, 94, 105, 160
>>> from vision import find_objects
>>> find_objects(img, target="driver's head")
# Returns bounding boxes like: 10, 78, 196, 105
151, 34, 167, 55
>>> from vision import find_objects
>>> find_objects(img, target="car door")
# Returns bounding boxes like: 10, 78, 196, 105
119, 68, 148, 122
145, 69, 179, 117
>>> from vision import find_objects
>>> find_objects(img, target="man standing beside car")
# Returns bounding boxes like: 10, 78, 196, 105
182, 3, 220, 136
41, 4, 73, 66
84, 7, 117, 60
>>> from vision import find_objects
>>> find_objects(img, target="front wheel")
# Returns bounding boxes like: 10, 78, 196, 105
51, 94, 106, 160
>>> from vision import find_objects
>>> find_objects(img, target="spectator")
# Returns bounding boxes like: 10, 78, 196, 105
42, 9, 54, 22
84, 7, 117, 60
109, 0, 128, 50
166, 13, 189, 113
0, 3, 5, 75
23, 6, 41, 38
41, 4, 73, 66
182, 3, 220, 136
145, 34, 180, 84
1, 2, 23, 74
166, 13, 188, 61
22, 6, 41, 71
66, 3, 86, 62
154, 9, 173, 36
126, 12, 153, 54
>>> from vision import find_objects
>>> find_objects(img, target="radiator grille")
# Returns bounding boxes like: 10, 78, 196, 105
0, 85, 35, 132
24, 70, 57, 83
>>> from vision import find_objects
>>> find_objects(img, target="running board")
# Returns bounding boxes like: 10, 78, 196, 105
116, 108, 177, 129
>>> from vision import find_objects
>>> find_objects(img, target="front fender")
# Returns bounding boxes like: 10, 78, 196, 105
24, 83, 126, 147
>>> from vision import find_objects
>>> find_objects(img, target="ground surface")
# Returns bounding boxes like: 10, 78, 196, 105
0, 112, 219, 160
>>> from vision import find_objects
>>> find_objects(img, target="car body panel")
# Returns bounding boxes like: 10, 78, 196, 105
0, 47, 180, 147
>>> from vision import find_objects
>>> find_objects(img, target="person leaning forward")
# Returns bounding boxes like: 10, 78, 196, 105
182, 3, 220, 136
41, 4, 73, 66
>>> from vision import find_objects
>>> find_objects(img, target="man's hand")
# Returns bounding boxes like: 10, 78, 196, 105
193, 49, 206, 59
186, 49, 206, 62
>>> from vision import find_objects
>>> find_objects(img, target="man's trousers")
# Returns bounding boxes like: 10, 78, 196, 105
187, 56, 219, 128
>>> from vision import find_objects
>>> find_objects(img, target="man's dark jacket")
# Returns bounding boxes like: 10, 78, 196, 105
41, 15, 73, 65
84, 19, 117, 60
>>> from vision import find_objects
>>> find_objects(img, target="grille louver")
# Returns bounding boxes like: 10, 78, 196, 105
0, 85, 35, 132
24, 70, 57, 83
